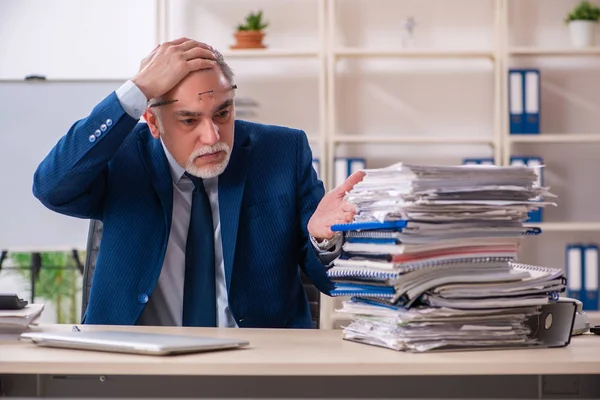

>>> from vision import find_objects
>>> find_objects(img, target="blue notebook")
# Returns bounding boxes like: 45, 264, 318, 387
331, 220, 408, 232
330, 283, 396, 298
345, 237, 399, 244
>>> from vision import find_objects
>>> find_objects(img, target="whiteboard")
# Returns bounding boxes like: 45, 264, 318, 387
0, 80, 125, 251
0, 0, 156, 80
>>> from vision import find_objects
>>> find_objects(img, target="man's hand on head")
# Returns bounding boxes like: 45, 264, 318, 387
132, 38, 217, 100
307, 171, 366, 241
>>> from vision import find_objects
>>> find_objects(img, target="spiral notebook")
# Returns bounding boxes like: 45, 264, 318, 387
328, 261, 566, 307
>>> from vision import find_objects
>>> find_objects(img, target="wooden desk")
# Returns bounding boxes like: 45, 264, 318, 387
1, 324, 599, 398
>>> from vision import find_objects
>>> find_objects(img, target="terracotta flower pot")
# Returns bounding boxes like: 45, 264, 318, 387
231, 30, 266, 49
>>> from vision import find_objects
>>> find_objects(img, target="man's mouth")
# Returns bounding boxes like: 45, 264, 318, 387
197, 151, 223, 161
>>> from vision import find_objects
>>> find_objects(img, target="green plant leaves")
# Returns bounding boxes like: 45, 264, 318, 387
566, 0, 600, 22
9, 251, 82, 324
237, 10, 268, 31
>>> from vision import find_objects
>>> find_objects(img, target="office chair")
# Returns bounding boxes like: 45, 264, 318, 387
81, 220, 321, 328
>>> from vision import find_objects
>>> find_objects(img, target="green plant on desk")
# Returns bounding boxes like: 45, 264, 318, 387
10, 251, 83, 324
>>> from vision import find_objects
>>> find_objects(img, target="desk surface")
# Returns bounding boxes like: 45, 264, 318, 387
0, 324, 599, 376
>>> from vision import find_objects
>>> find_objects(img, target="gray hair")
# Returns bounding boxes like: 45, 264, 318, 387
149, 48, 234, 112
213, 48, 235, 84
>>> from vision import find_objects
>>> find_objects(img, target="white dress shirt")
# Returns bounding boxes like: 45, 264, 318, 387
141, 143, 236, 327
114, 80, 341, 327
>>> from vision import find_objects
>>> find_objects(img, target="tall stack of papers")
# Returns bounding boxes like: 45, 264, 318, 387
328, 162, 563, 352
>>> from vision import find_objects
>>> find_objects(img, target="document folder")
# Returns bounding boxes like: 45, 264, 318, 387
567, 244, 583, 301
343, 301, 577, 352
509, 69, 525, 134
524, 69, 541, 134
583, 244, 599, 311
462, 157, 495, 166
522, 301, 576, 348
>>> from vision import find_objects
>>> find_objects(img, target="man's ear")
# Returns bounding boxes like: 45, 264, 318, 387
144, 109, 161, 139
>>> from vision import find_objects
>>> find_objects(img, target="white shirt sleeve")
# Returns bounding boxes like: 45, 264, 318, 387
115, 80, 148, 120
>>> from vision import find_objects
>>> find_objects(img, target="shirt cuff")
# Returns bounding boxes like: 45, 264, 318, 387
311, 234, 343, 267
115, 80, 148, 120
310, 232, 342, 253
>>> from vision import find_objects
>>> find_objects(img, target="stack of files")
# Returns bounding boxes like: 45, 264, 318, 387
327, 162, 562, 352
0, 304, 44, 335
343, 162, 554, 225
332, 261, 566, 352
337, 295, 552, 353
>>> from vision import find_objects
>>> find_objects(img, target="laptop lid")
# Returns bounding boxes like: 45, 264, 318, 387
20, 330, 249, 355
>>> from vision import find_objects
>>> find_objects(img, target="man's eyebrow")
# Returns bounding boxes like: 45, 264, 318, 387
174, 99, 234, 118
215, 98, 234, 111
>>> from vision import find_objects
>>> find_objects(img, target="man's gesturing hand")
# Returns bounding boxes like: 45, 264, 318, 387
307, 171, 366, 241
132, 38, 217, 100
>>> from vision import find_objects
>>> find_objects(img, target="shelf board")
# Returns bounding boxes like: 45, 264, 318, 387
526, 222, 600, 232
221, 49, 319, 58
509, 134, 600, 143
510, 47, 600, 56
334, 48, 494, 58
333, 135, 494, 145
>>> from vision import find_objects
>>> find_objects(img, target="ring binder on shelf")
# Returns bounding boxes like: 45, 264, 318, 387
583, 244, 599, 311
509, 69, 525, 134
567, 244, 583, 301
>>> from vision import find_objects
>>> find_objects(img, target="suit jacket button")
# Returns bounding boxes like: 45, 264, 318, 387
138, 294, 149, 304
94, 129, 102, 137
106, 119, 113, 126
88, 135, 96, 143
100, 124, 108, 132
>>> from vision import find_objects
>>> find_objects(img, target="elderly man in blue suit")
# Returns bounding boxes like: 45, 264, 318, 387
32, 38, 364, 328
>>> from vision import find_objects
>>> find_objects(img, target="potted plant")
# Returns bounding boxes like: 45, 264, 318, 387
231, 10, 268, 49
565, 1, 600, 48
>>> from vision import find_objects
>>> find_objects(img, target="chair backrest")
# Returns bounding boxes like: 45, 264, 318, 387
81, 220, 321, 328
81, 219, 103, 321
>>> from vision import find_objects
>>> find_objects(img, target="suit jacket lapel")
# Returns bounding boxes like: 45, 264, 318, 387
138, 137, 173, 234
219, 129, 251, 292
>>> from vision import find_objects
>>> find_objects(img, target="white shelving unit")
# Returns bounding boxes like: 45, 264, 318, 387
221, 49, 321, 58
509, 134, 600, 143
334, 48, 495, 58
510, 47, 600, 56
332, 135, 494, 144
320, 0, 600, 329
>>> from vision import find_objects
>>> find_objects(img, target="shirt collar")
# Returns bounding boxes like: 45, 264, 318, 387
160, 138, 186, 184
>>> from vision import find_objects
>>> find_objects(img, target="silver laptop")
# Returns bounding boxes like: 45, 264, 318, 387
20, 330, 249, 355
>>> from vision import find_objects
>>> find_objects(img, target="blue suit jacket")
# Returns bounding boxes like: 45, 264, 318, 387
32, 92, 334, 328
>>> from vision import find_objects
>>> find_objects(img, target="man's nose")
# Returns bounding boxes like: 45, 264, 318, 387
198, 119, 220, 145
